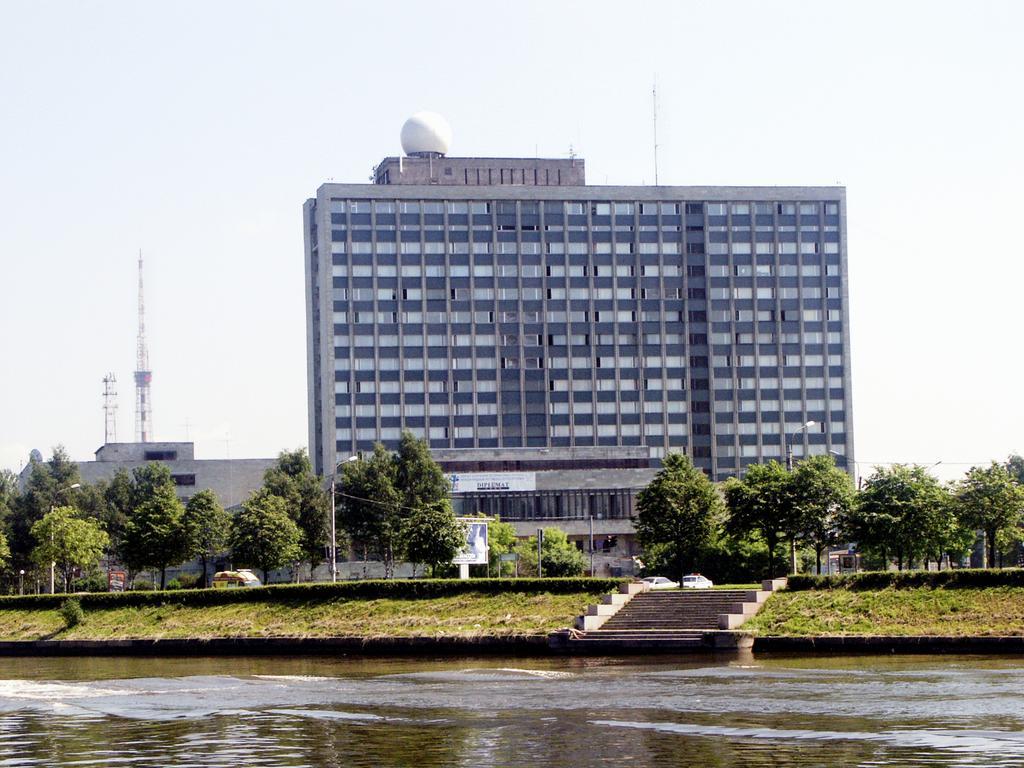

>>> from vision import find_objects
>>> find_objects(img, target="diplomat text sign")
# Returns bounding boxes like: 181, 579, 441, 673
449, 472, 537, 493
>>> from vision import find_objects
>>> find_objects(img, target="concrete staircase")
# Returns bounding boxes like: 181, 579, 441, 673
554, 579, 786, 653
600, 589, 755, 632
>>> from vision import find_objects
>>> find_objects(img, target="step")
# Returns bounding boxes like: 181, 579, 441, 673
606, 618, 729, 622
580, 633, 704, 640
571, 635, 705, 642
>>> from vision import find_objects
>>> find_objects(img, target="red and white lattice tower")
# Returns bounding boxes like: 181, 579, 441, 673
134, 252, 153, 442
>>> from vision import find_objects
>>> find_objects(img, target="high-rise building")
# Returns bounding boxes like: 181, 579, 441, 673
304, 115, 853, 565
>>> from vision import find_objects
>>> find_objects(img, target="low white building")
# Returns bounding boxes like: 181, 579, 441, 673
22, 441, 276, 510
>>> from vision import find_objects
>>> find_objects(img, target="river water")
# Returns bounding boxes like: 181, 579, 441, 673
2, 654, 1024, 767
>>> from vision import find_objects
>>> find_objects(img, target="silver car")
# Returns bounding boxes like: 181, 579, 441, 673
641, 576, 679, 590
681, 574, 714, 589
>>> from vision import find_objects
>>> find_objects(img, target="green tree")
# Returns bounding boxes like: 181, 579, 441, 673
395, 431, 451, 516
98, 469, 134, 564
230, 489, 301, 582
9, 447, 82, 571
0, 470, 15, 581
634, 453, 722, 581
843, 465, 950, 570
940, 504, 981, 569
1007, 454, 1024, 485
791, 455, 856, 574
338, 444, 403, 575
122, 468, 189, 590
955, 462, 1024, 568
723, 461, 794, 578
129, 463, 175, 508
485, 517, 519, 576
996, 521, 1024, 568
335, 434, 461, 578
400, 502, 465, 576
262, 449, 329, 578
183, 490, 230, 587
0, 469, 17, 527
30, 506, 109, 593
514, 527, 586, 577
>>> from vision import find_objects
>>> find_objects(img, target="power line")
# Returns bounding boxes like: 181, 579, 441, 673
847, 460, 1008, 467
334, 490, 437, 515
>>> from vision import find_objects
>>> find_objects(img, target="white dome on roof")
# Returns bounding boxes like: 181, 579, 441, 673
400, 112, 452, 157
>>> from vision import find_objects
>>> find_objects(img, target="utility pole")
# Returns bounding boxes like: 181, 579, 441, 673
331, 456, 358, 582
589, 514, 595, 576
537, 528, 544, 578
785, 421, 817, 575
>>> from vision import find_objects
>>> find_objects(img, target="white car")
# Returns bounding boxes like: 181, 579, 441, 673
641, 576, 679, 590
681, 574, 714, 589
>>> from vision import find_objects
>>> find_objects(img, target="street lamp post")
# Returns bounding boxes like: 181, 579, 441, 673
329, 456, 358, 583
18, 570, 24, 596
786, 421, 817, 472
829, 449, 861, 490
49, 482, 81, 594
784, 424, 815, 576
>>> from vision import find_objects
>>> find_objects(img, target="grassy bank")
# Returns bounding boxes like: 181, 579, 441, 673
0, 591, 601, 642
747, 586, 1024, 636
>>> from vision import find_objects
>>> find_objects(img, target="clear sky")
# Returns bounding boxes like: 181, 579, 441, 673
1, 0, 1021, 482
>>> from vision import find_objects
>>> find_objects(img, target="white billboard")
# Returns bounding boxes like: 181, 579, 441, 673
453, 519, 489, 565
449, 472, 536, 493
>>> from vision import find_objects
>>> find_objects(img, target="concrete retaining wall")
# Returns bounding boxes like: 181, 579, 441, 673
754, 635, 1024, 654
0, 635, 553, 657
2, 633, 1022, 657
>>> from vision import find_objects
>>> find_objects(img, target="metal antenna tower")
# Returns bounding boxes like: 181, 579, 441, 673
134, 251, 153, 442
102, 373, 118, 443
652, 79, 660, 185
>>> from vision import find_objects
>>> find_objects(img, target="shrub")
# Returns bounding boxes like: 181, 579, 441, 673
165, 575, 203, 591
0, 577, 627, 611
174, 574, 202, 589
787, 568, 1024, 591
60, 598, 84, 628
72, 572, 109, 593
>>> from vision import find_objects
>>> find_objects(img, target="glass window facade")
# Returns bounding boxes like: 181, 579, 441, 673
307, 184, 852, 482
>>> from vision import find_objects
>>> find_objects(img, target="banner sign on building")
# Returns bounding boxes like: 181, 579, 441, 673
449, 472, 536, 493
453, 519, 489, 565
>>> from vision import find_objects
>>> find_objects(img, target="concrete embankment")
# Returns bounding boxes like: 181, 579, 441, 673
753, 635, 1024, 654
5, 632, 1023, 657
0, 635, 555, 657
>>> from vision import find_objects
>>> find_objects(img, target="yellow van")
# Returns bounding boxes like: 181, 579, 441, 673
212, 569, 262, 588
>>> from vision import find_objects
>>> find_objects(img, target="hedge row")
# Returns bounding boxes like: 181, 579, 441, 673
787, 568, 1024, 591
0, 577, 627, 611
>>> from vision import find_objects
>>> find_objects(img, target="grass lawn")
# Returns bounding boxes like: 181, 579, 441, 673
747, 586, 1024, 636
0, 592, 598, 642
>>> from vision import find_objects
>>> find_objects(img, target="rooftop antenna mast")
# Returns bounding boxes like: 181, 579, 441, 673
652, 79, 660, 185
134, 251, 153, 442
102, 373, 118, 443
